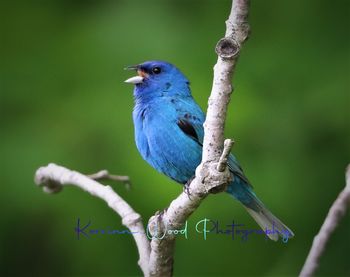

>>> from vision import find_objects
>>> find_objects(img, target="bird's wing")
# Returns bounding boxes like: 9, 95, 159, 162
174, 96, 252, 187
174, 97, 205, 145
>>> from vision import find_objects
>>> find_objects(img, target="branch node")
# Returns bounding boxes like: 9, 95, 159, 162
122, 212, 142, 227
202, 162, 232, 194
215, 37, 240, 59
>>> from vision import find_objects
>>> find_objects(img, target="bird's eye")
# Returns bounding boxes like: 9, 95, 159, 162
152, 67, 161, 74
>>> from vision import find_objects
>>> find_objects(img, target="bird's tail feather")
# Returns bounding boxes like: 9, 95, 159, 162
228, 177, 294, 241
243, 203, 294, 241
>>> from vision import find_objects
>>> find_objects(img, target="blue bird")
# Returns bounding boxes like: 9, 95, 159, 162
125, 60, 294, 241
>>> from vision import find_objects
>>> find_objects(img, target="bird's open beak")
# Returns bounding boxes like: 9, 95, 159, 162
124, 75, 143, 84
124, 65, 146, 84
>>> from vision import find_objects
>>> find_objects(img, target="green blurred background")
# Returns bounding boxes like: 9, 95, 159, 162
1, 0, 349, 276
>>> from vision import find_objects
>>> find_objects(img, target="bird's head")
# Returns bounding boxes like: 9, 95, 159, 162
125, 60, 191, 101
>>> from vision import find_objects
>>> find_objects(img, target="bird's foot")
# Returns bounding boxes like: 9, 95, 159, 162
183, 176, 195, 200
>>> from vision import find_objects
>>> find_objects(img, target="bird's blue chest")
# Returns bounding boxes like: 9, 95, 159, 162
133, 99, 202, 184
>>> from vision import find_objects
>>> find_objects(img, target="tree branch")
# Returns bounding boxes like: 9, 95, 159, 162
34, 163, 151, 276
147, 1, 250, 276
299, 164, 350, 277
203, 0, 249, 163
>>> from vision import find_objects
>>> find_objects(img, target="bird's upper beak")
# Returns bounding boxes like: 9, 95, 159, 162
124, 65, 147, 84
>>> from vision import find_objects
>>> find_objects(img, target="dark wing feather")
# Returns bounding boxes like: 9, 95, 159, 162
177, 119, 201, 143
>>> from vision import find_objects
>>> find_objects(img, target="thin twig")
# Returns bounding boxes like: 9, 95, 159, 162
217, 139, 235, 172
34, 163, 150, 276
299, 164, 350, 277
88, 169, 132, 190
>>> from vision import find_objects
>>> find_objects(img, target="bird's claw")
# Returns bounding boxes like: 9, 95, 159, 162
183, 176, 195, 200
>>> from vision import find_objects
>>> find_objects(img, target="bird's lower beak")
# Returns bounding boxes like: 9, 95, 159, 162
124, 65, 146, 84
124, 75, 144, 84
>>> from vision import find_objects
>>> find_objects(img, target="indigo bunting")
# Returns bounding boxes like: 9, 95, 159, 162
125, 60, 294, 241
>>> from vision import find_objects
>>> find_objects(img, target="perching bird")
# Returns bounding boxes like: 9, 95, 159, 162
125, 60, 294, 241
